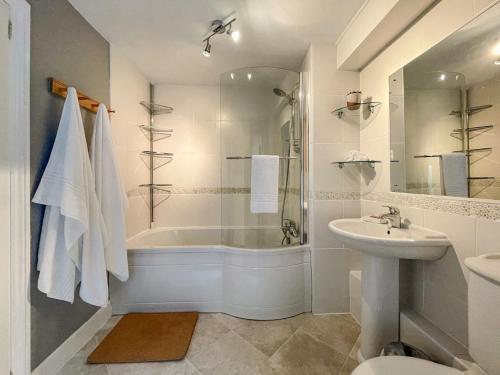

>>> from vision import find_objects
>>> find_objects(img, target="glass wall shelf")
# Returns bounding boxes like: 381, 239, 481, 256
332, 160, 381, 169
331, 101, 382, 119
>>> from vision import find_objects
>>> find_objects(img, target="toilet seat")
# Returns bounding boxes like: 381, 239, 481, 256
352, 356, 463, 375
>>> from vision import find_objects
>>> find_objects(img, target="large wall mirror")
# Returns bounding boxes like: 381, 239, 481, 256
389, 3, 500, 199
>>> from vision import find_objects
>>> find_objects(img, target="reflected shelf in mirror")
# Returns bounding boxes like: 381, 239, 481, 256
451, 125, 494, 133
449, 104, 493, 116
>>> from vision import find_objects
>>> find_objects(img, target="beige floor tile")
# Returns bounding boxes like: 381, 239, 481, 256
189, 331, 270, 375
94, 315, 123, 343
57, 353, 108, 375
270, 331, 346, 375
107, 360, 199, 375
215, 314, 305, 357
339, 357, 359, 375
300, 314, 360, 356
187, 313, 231, 358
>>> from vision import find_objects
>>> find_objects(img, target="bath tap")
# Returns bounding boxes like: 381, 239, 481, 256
281, 219, 299, 245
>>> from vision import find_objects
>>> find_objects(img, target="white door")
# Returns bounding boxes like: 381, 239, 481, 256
0, 0, 11, 373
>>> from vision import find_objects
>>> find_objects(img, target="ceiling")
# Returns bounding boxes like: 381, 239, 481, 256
68, 0, 364, 85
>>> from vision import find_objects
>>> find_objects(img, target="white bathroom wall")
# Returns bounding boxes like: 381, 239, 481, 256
110, 45, 151, 237
304, 41, 363, 313
359, 0, 500, 346
468, 77, 500, 199
152, 84, 221, 228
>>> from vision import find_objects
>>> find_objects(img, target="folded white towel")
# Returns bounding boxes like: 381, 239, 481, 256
33, 87, 108, 307
345, 150, 369, 162
440, 153, 468, 197
250, 155, 279, 213
91, 104, 129, 282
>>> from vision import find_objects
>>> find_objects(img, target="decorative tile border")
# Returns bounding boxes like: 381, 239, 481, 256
127, 186, 301, 197
313, 191, 361, 201
363, 191, 500, 220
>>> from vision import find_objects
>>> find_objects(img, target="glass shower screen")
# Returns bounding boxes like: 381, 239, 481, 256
220, 67, 303, 248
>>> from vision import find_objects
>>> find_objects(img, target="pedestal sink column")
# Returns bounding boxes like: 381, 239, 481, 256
359, 254, 400, 361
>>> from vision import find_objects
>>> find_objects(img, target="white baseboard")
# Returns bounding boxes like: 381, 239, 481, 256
32, 303, 112, 375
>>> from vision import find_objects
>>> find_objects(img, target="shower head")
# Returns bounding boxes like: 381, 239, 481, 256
273, 88, 295, 104
273, 88, 288, 97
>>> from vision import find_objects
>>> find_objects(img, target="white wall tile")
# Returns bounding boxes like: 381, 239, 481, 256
110, 45, 151, 236
423, 210, 476, 283
475, 218, 500, 256
312, 248, 352, 313
313, 200, 343, 249
423, 280, 468, 346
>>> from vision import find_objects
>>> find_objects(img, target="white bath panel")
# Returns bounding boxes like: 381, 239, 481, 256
110, 229, 311, 319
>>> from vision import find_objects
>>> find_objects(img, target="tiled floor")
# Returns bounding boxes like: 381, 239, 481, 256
58, 313, 360, 375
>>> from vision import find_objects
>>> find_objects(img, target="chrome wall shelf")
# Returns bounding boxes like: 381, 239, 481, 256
139, 85, 175, 225
141, 151, 174, 158
331, 101, 381, 119
138, 184, 173, 208
140, 101, 174, 115
139, 125, 174, 142
140, 151, 174, 171
332, 160, 381, 169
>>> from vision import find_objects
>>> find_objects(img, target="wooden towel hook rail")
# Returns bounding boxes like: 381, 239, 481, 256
48, 77, 116, 114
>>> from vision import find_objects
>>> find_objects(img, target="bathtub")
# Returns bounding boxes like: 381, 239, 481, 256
109, 227, 312, 320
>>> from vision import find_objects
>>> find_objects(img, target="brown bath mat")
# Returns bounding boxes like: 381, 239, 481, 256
87, 312, 198, 364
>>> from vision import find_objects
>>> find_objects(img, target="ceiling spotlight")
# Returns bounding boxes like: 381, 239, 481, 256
231, 30, 241, 42
493, 41, 500, 56
202, 17, 238, 57
439, 73, 446, 81
247, 73, 252, 80
203, 41, 211, 57
230, 73, 235, 80
495, 60, 500, 66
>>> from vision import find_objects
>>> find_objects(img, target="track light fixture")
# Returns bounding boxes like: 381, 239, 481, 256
202, 17, 239, 57
203, 40, 211, 57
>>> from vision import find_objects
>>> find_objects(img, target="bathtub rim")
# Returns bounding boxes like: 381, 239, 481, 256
127, 226, 308, 254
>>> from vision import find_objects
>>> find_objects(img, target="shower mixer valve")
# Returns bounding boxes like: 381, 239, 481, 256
281, 219, 300, 245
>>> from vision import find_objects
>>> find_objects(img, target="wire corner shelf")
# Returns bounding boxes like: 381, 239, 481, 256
140, 101, 174, 115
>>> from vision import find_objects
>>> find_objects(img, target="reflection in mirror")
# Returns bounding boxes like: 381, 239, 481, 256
389, 3, 500, 199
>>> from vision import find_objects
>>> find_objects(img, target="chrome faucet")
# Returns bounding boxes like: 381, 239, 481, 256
378, 205, 402, 229
281, 219, 299, 245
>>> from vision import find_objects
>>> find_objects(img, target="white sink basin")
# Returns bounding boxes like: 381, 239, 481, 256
328, 217, 450, 361
328, 218, 450, 260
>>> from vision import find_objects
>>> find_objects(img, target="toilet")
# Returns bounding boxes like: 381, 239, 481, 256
353, 253, 500, 375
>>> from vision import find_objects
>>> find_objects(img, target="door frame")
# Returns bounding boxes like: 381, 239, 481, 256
6, 0, 30, 373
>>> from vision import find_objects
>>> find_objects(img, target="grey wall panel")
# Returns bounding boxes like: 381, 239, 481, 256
29, 0, 110, 369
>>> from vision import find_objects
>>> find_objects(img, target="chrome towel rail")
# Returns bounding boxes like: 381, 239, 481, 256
226, 156, 297, 160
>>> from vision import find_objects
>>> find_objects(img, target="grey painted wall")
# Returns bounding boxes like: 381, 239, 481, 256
29, 0, 110, 369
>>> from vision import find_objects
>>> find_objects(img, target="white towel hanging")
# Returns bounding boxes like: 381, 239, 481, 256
91, 103, 129, 282
33, 87, 108, 307
250, 155, 279, 213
